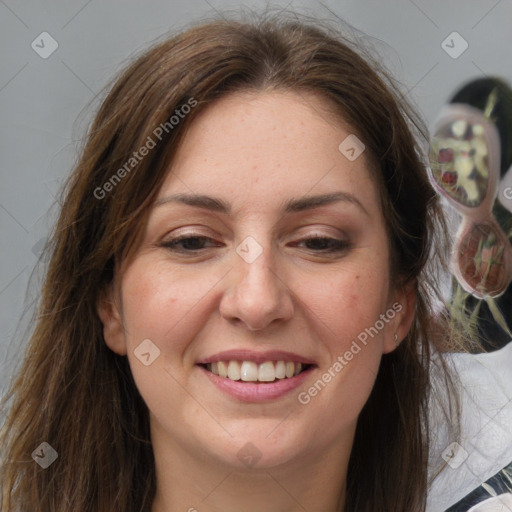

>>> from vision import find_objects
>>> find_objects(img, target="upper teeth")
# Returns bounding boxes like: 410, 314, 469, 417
206, 361, 304, 382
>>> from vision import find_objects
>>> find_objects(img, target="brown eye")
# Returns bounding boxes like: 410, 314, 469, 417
293, 236, 351, 253
161, 235, 222, 253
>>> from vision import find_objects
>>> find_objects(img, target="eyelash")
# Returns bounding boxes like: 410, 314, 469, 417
161, 234, 350, 255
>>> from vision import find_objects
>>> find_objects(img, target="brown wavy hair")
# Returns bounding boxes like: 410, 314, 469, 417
0, 11, 460, 512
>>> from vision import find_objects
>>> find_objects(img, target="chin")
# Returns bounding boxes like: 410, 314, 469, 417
201, 420, 311, 470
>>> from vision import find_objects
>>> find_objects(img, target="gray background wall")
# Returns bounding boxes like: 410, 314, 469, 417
1, 0, 511, 394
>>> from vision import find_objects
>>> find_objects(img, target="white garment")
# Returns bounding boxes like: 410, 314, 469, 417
467, 494, 512, 511
427, 342, 512, 511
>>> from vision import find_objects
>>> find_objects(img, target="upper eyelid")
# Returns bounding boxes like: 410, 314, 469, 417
162, 222, 349, 237
162, 233, 219, 244
150, 208, 360, 238
162, 230, 347, 241
161, 233, 349, 249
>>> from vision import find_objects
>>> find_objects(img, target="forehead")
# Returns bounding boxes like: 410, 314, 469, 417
157, 90, 381, 217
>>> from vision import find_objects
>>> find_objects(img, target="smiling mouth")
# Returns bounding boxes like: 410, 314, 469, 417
200, 360, 312, 383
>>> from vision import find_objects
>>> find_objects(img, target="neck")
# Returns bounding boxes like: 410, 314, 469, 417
150, 420, 352, 512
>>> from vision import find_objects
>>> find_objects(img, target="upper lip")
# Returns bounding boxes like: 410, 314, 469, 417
196, 349, 317, 365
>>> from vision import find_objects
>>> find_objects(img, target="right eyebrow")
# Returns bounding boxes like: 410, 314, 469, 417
154, 193, 229, 213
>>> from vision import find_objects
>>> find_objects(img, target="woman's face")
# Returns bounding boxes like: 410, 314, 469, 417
100, 90, 414, 470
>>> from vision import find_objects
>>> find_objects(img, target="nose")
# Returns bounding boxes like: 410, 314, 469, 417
219, 247, 295, 331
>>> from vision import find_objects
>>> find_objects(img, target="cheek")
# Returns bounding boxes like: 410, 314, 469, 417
117, 259, 222, 422
292, 258, 390, 421
118, 258, 223, 360
301, 260, 390, 348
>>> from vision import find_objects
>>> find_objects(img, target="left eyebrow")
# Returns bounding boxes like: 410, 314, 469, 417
283, 191, 369, 216
154, 191, 369, 216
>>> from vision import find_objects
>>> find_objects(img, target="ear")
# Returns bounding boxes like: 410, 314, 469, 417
97, 286, 127, 356
382, 279, 416, 354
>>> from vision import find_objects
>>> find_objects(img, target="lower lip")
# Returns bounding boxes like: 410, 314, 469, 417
198, 365, 315, 402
